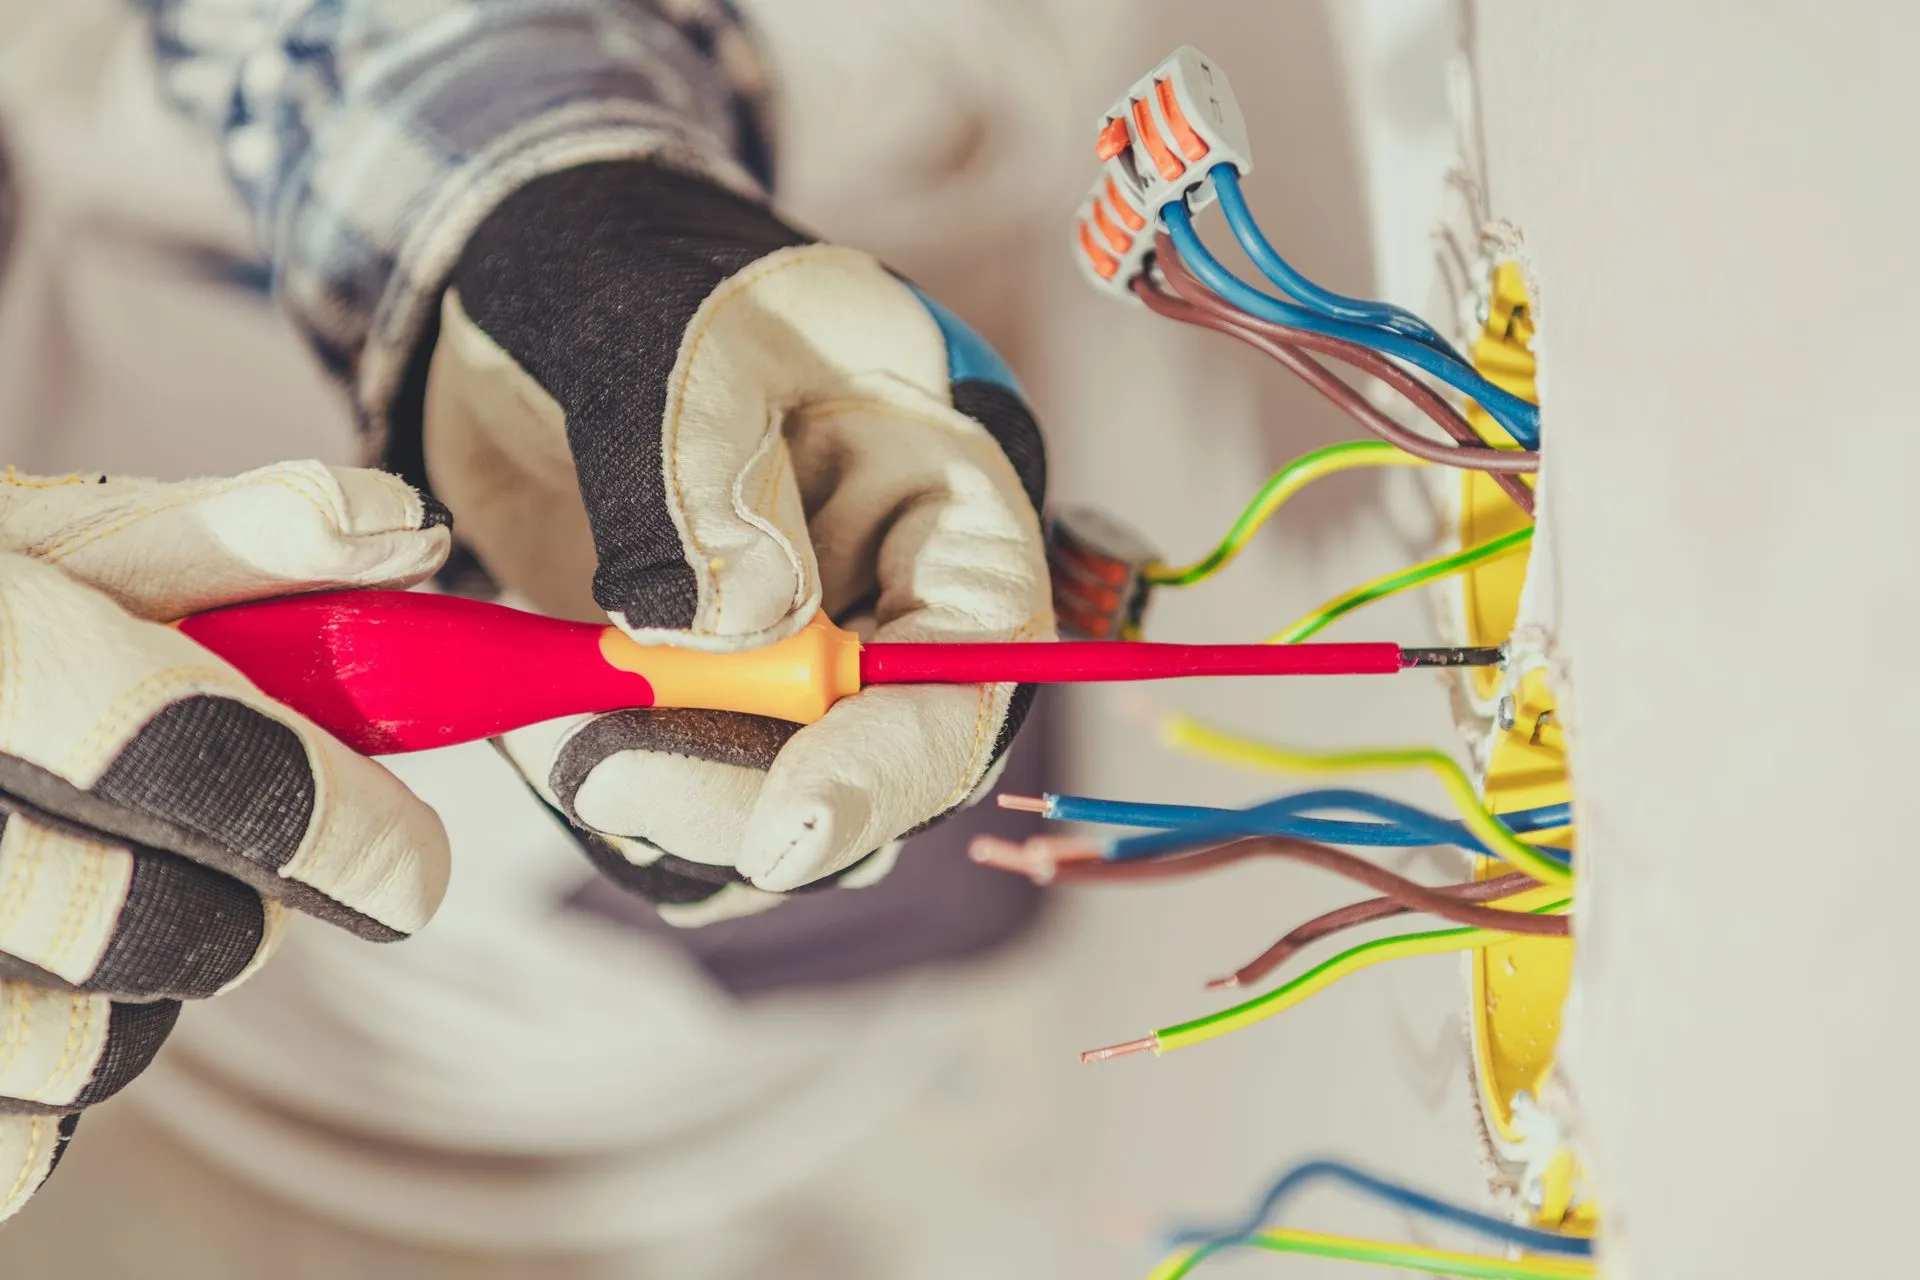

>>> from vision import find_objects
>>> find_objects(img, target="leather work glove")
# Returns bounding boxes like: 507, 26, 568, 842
0, 461, 452, 1223
422, 160, 1053, 924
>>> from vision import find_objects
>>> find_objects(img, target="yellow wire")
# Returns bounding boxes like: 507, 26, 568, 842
1158, 714, 1572, 887
1147, 1227, 1596, 1280
1144, 441, 1426, 587
1265, 525, 1535, 645
1152, 903, 1568, 1054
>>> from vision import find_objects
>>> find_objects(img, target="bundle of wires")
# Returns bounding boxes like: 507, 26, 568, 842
1169, 164, 1542, 452
989, 783, 1570, 993
1049, 161, 1577, 1278
1140, 241, 1536, 519
975, 723, 1573, 1056
1131, 179, 1541, 640
1148, 1156, 1594, 1279
1138, 439, 1535, 635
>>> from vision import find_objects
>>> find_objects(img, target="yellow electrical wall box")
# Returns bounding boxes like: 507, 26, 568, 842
1457, 264, 1593, 1237
1460, 262, 1539, 702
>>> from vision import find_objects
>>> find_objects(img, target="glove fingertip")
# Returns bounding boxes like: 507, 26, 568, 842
416, 493, 453, 531
739, 782, 873, 892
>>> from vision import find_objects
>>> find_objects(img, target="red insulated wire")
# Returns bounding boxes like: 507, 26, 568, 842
856, 639, 1406, 685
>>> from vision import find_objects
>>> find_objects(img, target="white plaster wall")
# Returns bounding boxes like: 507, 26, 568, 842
1469, 3, 1920, 1274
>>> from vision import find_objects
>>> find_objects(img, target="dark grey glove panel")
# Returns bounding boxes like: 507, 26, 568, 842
452, 162, 811, 630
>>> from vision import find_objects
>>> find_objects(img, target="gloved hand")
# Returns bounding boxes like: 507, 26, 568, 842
421, 160, 1053, 923
0, 461, 452, 1223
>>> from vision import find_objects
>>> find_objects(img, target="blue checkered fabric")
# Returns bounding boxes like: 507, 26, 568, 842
134, 0, 772, 448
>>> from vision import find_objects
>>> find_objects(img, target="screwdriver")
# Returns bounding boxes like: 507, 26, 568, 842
178, 589, 1502, 756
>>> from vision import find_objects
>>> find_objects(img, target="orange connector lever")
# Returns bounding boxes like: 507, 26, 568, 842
179, 591, 1496, 756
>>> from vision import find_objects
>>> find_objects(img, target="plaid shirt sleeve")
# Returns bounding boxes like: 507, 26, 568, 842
134, 0, 773, 450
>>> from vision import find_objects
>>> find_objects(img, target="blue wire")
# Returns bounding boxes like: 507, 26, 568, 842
1099, 788, 1573, 867
1162, 199, 1542, 450
1211, 166, 1461, 360
1103, 789, 1570, 865
1169, 1157, 1594, 1258
1052, 791, 1569, 851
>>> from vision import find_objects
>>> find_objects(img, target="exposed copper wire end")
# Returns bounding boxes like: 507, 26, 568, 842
968, 834, 1102, 884
1203, 974, 1241, 991
994, 793, 1051, 814
1080, 1036, 1157, 1064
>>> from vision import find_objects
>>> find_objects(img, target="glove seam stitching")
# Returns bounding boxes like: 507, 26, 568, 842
39, 836, 104, 986
663, 243, 859, 634
0, 574, 18, 744
33, 989, 94, 1107
796, 395, 1046, 535
0, 984, 24, 1076
919, 608, 1048, 818
1, 1114, 51, 1212
1, 469, 90, 490
281, 729, 335, 895
0, 823, 44, 961
37, 471, 340, 568
62, 667, 251, 781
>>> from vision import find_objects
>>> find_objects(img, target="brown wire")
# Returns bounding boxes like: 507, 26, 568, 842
1046, 834, 1561, 945
1134, 271, 1534, 477
1215, 870, 1540, 989
1150, 232, 1532, 469
1144, 235, 1538, 515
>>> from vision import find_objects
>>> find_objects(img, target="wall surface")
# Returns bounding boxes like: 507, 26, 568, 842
1470, 4, 1920, 1275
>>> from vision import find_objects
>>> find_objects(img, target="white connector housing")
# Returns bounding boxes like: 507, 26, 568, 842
1072, 45, 1253, 300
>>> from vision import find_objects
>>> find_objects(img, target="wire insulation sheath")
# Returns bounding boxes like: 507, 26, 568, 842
1104, 836, 1561, 934
1163, 195, 1543, 448
1041, 792, 1572, 848
1149, 901, 1569, 1055
1041, 834, 1563, 938
1222, 872, 1538, 988
1170, 1156, 1595, 1256
1106, 787, 1571, 869
1140, 440, 1423, 587
1145, 1229, 1596, 1280
1211, 164, 1464, 356
1158, 716, 1573, 886
1134, 279, 1533, 476
1150, 241, 1538, 514
1268, 526, 1535, 644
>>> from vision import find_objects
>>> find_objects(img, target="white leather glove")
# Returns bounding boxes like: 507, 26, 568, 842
0, 461, 452, 1224
422, 161, 1054, 925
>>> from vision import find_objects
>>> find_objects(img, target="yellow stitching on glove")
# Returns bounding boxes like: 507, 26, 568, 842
2, 466, 88, 489
62, 665, 247, 776
0, 986, 26, 1074
41, 470, 335, 564
0, 583, 20, 742
0, 821, 42, 945
36, 990, 96, 1103
2, 1115, 52, 1213
42, 838, 107, 979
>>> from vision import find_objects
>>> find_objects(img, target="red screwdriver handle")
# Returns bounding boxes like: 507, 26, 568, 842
179, 591, 654, 755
